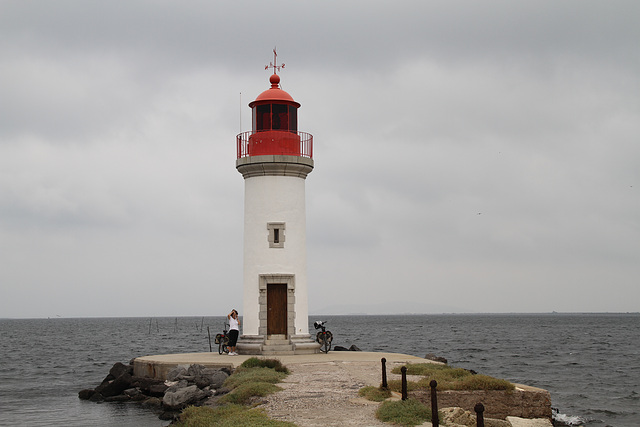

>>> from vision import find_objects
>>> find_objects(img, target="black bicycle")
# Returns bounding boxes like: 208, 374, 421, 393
314, 320, 333, 353
214, 322, 230, 355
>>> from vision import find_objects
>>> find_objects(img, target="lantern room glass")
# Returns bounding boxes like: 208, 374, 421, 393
253, 104, 298, 133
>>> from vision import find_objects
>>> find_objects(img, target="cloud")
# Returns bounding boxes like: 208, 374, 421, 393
1, 0, 638, 318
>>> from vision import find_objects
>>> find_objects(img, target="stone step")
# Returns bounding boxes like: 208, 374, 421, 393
264, 339, 290, 346
261, 350, 297, 356
262, 344, 293, 352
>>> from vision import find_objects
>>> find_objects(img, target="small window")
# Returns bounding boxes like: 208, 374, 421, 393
267, 222, 285, 248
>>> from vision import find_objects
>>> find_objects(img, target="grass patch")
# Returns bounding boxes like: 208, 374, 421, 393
392, 363, 514, 391
219, 381, 282, 405
174, 404, 296, 427
223, 367, 288, 389
240, 357, 289, 373
375, 398, 432, 426
358, 386, 392, 402
387, 379, 421, 393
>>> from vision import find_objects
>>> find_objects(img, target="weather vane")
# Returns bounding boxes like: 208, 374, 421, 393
265, 48, 285, 74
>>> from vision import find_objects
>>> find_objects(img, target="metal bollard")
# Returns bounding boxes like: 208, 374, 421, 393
430, 380, 439, 427
474, 402, 485, 427
401, 366, 407, 400
381, 358, 388, 389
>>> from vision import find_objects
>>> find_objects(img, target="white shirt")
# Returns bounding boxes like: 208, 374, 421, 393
229, 316, 239, 331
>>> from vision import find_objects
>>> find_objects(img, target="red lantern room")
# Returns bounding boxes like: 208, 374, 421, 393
237, 72, 313, 159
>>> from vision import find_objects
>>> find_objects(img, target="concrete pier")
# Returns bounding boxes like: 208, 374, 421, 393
133, 351, 423, 380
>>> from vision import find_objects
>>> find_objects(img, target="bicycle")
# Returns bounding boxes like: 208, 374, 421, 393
214, 322, 230, 355
314, 320, 333, 353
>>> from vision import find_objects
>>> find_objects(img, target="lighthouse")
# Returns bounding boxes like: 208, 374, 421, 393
235, 54, 319, 355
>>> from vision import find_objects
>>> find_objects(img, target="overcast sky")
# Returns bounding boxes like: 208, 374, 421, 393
1, 1, 638, 318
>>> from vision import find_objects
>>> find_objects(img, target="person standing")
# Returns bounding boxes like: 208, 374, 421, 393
227, 309, 240, 355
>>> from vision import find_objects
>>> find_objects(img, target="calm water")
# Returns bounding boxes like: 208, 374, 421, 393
1, 314, 638, 426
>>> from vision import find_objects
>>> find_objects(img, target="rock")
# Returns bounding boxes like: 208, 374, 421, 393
89, 392, 104, 402
148, 383, 169, 397
78, 389, 95, 400
96, 372, 133, 397
109, 362, 132, 379
166, 380, 189, 393
333, 346, 349, 351
131, 376, 165, 394
166, 366, 188, 381
198, 369, 228, 389
187, 364, 205, 377
159, 410, 179, 421
440, 407, 510, 427
215, 387, 231, 396
124, 388, 147, 401
425, 353, 448, 364
141, 397, 163, 408
163, 385, 210, 410
348, 344, 362, 351
105, 395, 131, 402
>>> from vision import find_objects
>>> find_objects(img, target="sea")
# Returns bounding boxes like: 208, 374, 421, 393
0, 314, 638, 426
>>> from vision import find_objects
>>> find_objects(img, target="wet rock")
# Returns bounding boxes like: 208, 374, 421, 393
89, 392, 104, 402
159, 410, 179, 421
141, 397, 163, 408
349, 344, 362, 351
333, 346, 349, 351
78, 389, 95, 400
96, 372, 133, 397
105, 394, 131, 402
425, 353, 448, 364
109, 362, 132, 379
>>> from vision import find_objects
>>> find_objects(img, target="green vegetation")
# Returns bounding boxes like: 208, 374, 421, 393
375, 398, 432, 426
239, 357, 289, 373
219, 381, 282, 405
390, 363, 514, 391
174, 404, 296, 427
175, 358, 292, 426
223, 367, 288, 390
358, 386, 392, 402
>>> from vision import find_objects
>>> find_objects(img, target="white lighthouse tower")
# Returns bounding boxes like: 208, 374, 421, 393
235, 54, 318, 355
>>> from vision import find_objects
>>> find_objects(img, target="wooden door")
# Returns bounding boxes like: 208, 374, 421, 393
267, 284, 287, 335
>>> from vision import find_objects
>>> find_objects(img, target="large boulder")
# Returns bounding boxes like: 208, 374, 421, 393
163, 385, 211, 410
96, 372, 133, 397
109, 362, 133, 379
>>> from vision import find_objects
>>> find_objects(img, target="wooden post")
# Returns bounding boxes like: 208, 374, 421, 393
430, 380, 439, 427
207, 326, 212, 352
401, 366, 407, 400
474, 403, 485, 427
381, 358, 388, 389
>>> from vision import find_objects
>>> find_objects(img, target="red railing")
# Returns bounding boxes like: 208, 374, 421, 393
236, 131, 313, 159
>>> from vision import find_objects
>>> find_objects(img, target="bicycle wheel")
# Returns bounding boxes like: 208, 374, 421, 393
321, 333, 330, 353
218, 341, 224, 355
